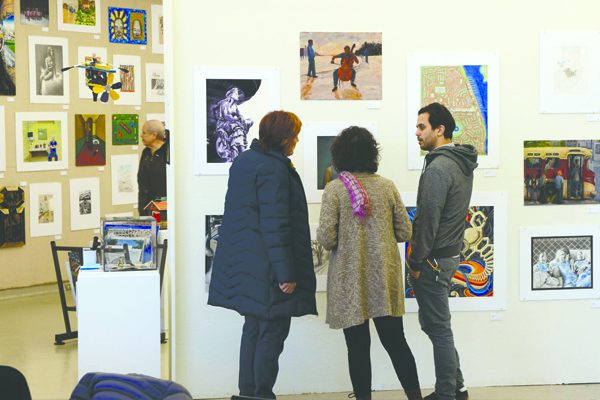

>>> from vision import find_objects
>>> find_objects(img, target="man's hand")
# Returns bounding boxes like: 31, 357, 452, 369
279, 282, 296, 294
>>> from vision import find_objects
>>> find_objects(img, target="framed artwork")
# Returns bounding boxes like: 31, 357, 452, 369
29, 182, 62, 237
0, 105, 5, 171
110, 154, 138, 205
539, 31, 600, 114
145, 63, 164, 102
113, 54, 141, 105
150, 4, 163, 54
204, 214, 223, 292
302, 122, 377, 203
57, 0, 100, 33
309, 224, 328, 292
0, 0, 16, 96
69, 177, 100, 231
299, 32, 382, 100
194, 66, 280, 175
520, 225, 600, 301
112, 114, 139, 145
524, 139, 600, 206
0, 186, 26, 247
20, 0, 49, 26
15, 112, 68, 172
407, 52, 500, 169
77, 46, 107, 99
75, 114, 106, 166
401, 192, 507, 312
28, 36, 69, 104
108, 7, 146, 45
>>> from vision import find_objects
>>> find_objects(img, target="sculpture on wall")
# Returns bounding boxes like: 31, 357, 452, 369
0, 186, 26, 248
62, 55, 127, 102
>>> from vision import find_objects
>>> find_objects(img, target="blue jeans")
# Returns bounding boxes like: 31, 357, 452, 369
239, 316, 291, 399
307, 58, 316, 77
412, 256, 464, 400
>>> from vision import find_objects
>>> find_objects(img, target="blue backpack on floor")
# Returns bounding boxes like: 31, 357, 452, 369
70, 372, 193, 400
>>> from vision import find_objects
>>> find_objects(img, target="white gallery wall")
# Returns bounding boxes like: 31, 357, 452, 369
166, 0, 600, 398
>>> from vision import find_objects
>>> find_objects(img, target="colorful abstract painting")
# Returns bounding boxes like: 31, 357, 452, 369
0, 0, 16, 96
112, 114, 139, 145
58, 0, 99, 33
108, 7, 146, 45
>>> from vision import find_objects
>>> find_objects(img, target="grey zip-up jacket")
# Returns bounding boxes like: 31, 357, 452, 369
408, 144, 478, 270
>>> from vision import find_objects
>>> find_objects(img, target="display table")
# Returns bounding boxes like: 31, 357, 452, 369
77, 269, 161, 379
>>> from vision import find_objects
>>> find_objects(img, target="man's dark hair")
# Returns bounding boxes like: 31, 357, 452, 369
331, 126, 379, 173
418, 102, 456, 139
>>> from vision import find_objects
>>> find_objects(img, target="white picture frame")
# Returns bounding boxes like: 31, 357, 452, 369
15, 112, 69, 172
29, 182, 63, 237
145, 63, 165, 103
194, 66, 280, 175
520, 225, 600, 301
0, 106, 5, 172
110, 154, 138, 205
105, 211, 134, 219
406, 52, 500, 170
28, 36, 70, 104
113, 54, 142, 106
77, 46, 107, 99
539, 31, 600, 114
69, 177, 101, 231
400, 192, 507, 312
301, 121, 377, 203
56, 0, 101, 33
151, 4, 164, 54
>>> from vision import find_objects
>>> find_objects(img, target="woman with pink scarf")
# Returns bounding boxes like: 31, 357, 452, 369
317, 126, 422, 400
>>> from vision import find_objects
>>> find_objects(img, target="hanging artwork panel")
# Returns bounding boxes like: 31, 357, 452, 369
69, 177, 100, 231
406, 52, 500, 169
0, 0, 16, 96
0, 186, 25, 247
204, 213, 223, 293
57, 0, 100, 33
108, 7, 146, 45
112, 54, 141, 105
400, 192, 507, 312
75, 114, 106, 166
112, 114, 139, 145
15, 112, 68, 172
28, 35, 69, 104
0, 105, 5, 171
520, 225, 600, 301
110, 154, 138, 205
29, 182, 62, 237
145, 63, 164, 102
20, 0, 49, 26
194, 67, 280, 175
309, 224, 328, 292
151, 4, 163, 54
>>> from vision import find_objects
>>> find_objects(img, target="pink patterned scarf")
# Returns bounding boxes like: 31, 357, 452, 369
338, 171, 371, 223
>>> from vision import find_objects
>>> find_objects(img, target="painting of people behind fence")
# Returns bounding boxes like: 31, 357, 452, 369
300, 32, 382, 100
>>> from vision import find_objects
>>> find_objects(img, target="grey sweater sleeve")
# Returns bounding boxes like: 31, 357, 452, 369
408, 166, 450, 270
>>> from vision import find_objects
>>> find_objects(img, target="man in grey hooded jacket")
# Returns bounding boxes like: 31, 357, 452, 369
408, 102, 478, 400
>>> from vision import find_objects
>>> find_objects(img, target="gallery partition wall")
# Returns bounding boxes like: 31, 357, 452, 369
167, 0, 600, 398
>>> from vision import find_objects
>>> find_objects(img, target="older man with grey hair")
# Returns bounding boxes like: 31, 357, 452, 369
137, 119, 168, 216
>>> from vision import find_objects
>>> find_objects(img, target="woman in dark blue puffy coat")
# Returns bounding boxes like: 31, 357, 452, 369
208, 110, 317, 400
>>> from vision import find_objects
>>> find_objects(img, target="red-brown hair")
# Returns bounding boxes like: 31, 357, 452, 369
258, 111, 302, 154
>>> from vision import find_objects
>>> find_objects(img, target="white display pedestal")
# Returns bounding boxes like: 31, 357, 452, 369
77, 269, 161, 379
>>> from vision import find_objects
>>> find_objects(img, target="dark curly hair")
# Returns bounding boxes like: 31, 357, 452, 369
331, 126, 379, 173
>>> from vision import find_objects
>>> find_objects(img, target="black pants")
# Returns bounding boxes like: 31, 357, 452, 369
239, 315, 291, 399
343, 316, 420, 397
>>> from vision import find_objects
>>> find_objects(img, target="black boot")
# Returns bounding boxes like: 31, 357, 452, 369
405, 388, 424, 400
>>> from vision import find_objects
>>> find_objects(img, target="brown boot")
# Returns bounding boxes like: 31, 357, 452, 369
404, 388, 424, 400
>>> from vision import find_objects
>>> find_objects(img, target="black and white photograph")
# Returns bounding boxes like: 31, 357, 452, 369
78, 190, 92, 215
521, 226, 600, 301
205, 214, 222, 292
194, 67, 280, 175
28, 36, 69, 103
69, 177, 100, 231
145, 63, 164, 102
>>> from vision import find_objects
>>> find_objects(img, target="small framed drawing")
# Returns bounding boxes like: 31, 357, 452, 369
145, 63, 164, 102
15, 112, 69, 172
29, 182, 63, 237
401, 192, 507, 312
406, 52, 500, 170
151, 4, 164, 54
302, 122, 377, 203
204, 213, 223, 293
69, 177, 101, 231
28, 36, 69, 104
309, 224, 329, 292
113, 54, 142, 105
110, 154, 138, 205
520, 225, 600, 301
57, 0, 101, 34
194, 66, 280, 175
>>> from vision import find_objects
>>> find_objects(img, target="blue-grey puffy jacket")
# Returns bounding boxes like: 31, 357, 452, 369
208, 140, 317, 320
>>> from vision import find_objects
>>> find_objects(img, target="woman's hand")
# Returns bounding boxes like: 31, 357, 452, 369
279, 282, 297, 294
